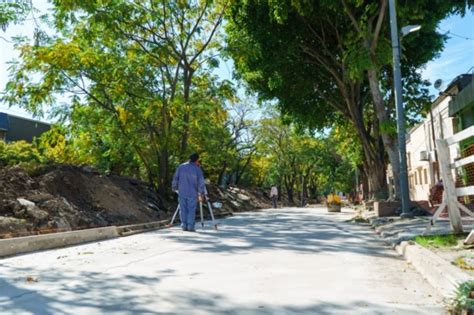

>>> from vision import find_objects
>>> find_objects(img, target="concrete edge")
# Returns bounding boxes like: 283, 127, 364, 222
0, 213, 232, 258
0, 226, 119, 258
394, 241, 471, 302
116, 220, 170, 236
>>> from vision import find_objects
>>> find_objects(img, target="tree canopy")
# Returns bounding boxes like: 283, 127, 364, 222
225, 0, 472, 198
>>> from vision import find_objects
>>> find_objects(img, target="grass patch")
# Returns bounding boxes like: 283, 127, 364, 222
414, 234, 463, 249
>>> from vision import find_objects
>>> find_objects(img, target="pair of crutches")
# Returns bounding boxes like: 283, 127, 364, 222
168, 197, 218, 230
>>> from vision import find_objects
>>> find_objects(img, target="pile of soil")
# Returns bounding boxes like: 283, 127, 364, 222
0, 165, 270, 238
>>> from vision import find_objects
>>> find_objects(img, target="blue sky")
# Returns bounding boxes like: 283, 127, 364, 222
420, 10, 474, 95
0, 1, 473, 121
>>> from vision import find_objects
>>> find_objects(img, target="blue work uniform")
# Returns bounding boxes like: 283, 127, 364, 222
172, 161, 206, 230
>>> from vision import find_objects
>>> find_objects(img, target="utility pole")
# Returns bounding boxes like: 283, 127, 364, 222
388, 0, 411, 217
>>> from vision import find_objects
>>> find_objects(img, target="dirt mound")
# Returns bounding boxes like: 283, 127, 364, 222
0, 165, 270, 238
0, 166, 165, 237
39, 165, 165, 225
207, 185, 270, 213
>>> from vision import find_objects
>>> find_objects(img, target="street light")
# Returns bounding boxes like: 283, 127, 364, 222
388, 0, 420, 218
401, 25, 421, 37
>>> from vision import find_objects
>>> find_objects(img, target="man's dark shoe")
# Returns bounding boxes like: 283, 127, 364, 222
188, 228, 196, 232
182, 227, 188, 231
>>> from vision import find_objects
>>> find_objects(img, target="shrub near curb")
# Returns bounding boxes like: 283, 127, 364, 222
452, 281, 474, 314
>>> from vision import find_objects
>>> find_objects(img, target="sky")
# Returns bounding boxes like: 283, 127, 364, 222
420, 10, 474, 94
0, 1, 473, 122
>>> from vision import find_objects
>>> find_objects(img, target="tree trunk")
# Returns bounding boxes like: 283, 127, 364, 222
367, 68, 401, 200
158, 148, 170, 195
300, 174, 308, 207
284, 176, 294, 204
218, 161, 228, 188
360, 165, 369, 201
180, 69, 193, 157
346, 99, 388, 200
287, 187, 294, 204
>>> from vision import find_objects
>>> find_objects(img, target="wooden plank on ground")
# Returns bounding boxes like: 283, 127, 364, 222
465, 230, 474, 245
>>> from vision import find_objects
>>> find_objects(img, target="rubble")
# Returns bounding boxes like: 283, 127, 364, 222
0, 165, 270, 238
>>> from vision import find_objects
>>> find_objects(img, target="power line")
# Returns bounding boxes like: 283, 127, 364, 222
438, 28, 474, 41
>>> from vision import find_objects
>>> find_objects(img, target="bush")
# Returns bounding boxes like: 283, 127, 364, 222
453, 281, 474, 314
0, 140, 43, 169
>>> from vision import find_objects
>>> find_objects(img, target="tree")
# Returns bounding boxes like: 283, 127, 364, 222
0, 0, 31, 31
225, 0, 471, 199
251, 114, 354, 204
3, 0, 229, 197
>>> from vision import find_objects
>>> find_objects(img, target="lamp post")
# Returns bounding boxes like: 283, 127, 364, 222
388, 0, 420, 217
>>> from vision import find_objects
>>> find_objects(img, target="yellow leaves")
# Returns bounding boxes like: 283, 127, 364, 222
143, 106, 153, 119
117, 106, 129, 124
19, 44, 33, 57
17, 83, 24, 94
79, 55, 92, 66
33, 41, 102, 70
126, 49, 137, 60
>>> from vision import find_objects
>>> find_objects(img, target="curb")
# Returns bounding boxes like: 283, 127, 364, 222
0, 226, 119, 258
0, 213, 231, 258
394, 241, 471, 301
117, 220, 169, 237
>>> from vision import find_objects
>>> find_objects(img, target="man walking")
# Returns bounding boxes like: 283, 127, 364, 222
270, 185, 278, 208
172, 153, 206, 232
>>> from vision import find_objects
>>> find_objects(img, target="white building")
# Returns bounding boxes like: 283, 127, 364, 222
405, 93, 455, 201
389, 74, 473, 202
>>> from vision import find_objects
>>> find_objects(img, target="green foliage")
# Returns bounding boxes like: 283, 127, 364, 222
0, 0, 30, 30
0, 140, 42, 169
414, 234, 461, 248
35, 125, 77, 164
226, 0, 472, 198
249, 113, 356, 199
453, 281, 474, 313
3, 0, 228, 192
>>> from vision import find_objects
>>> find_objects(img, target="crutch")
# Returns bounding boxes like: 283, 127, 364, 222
199, 199, 204, 229
167, 203, 180, 227
206, 198, 218, 230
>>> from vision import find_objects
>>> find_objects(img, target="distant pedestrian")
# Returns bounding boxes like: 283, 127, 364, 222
270, 185, 278, 208
172, 153, 206, 232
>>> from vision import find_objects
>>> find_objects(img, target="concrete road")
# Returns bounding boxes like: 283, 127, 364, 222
0, 207, 443, 314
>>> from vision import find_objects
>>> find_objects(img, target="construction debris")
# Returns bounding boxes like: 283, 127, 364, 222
0, 165, 270, 238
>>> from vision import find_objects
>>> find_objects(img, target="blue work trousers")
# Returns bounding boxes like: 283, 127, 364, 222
179, 196, 198, 230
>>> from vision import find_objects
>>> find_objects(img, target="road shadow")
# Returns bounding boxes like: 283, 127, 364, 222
157, 208, 402, 260
0, 266, 176, 314
0, 208, 428, 314
0, 276, 441, 314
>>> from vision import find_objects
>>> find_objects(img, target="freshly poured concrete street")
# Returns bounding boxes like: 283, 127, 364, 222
1, 207, 443, 314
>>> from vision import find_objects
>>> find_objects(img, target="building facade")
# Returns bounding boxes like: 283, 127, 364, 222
0, 112, 50, 143
389, 73, 473, 203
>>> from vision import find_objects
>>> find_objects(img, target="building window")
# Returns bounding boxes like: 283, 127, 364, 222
424, 169, 428, 185
415, 173, 418, 185
0, 130, 6, 141
407, 153, 411, 169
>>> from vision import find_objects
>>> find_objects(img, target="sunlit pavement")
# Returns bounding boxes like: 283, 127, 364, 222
0, 206, 443, 314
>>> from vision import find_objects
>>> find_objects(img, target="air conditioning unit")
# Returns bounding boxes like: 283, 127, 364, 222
419, 150, 430, 161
